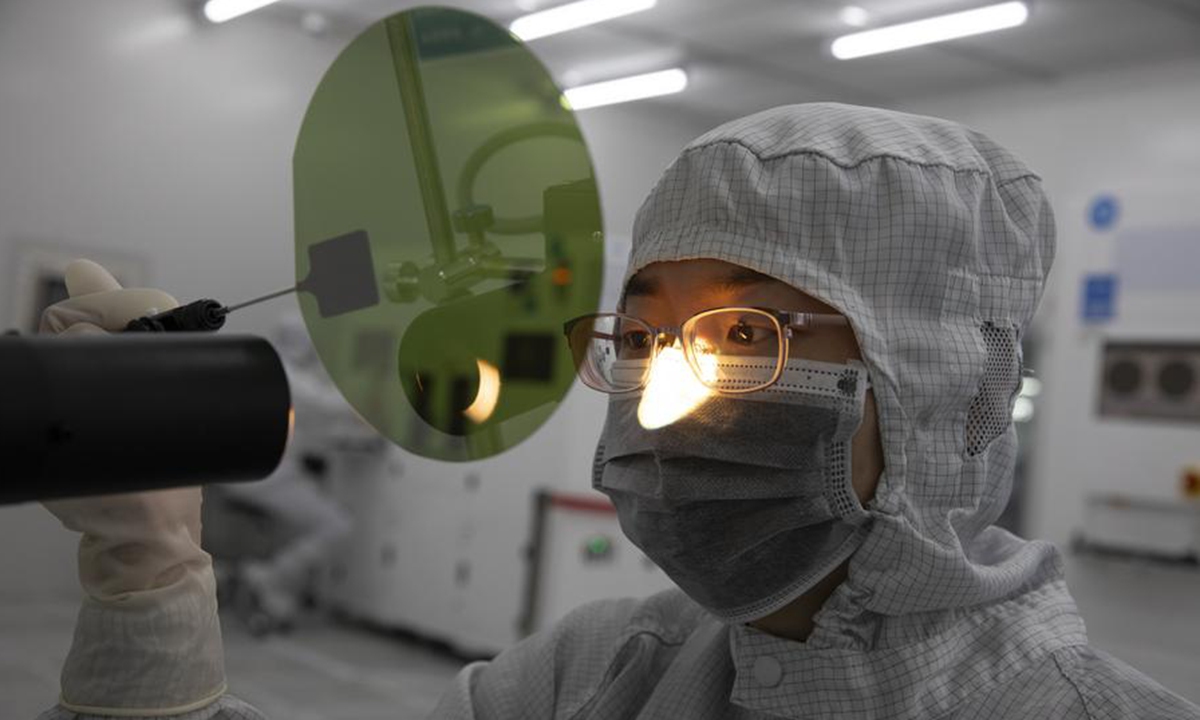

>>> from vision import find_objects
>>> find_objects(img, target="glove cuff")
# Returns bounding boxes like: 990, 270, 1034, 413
58, 683, 227, 718
59, 565, 227, 717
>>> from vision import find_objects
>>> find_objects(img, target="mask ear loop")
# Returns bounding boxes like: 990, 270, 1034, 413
764, 310, 787, 394
846, 358, 872, 391
781, 311, 872, 394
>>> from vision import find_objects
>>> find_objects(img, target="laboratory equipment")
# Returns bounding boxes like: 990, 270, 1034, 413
1036, 184, 1200, 562
1077, 493, 1199, 563
322, 450, 676, 654
1098, 341, 1200, 422
519, 490, 675, 637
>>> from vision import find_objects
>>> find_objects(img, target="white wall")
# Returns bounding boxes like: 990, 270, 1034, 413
901, 56, 1200, 549
0, 0, 712, 601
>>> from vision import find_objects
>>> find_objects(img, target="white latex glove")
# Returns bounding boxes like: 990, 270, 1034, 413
40, 259, 228, 717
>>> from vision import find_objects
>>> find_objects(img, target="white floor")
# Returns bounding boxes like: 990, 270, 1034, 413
1063, 553, 1200, 704
0, 602, 466, 720
0, 600, 76, 720
3, 553, 1198, 720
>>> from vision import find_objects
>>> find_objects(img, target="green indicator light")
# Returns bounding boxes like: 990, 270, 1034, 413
585, 535, 611, 556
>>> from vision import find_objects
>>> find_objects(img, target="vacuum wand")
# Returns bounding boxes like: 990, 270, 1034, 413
124, 287, 297, 333
123, 228, 379, 333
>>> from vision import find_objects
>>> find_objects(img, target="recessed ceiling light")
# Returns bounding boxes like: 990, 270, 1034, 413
301, 12, 329, 35
839, 6, 871, 28
832, 1, 1029, 60
1013, 396, 1035, 422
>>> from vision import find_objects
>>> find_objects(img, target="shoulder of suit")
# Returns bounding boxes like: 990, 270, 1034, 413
1051, 645, 1200, 720
554, 588, 712, 653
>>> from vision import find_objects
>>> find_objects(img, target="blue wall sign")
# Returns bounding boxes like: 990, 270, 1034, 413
1081, 274, 1118, 322
1089, 195, 1119, 231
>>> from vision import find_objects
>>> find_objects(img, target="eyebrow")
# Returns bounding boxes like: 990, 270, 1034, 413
623, 267, 776, 300
623, 273, 660, 299
713, 267, 778, 293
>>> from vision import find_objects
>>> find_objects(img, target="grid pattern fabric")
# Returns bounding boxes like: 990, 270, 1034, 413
432, 584, 1200, 719
621, 101, 1057, 629
38, 696, 266, 720
33, 569, 268, 720
428, 103, 1200, 719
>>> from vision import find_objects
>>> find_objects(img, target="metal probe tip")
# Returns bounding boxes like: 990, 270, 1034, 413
222, 286, 298, 315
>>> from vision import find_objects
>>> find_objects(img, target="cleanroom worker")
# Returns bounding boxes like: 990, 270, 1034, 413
37, 103, 1200, 719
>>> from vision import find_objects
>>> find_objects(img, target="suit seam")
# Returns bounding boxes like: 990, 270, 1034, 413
995, 173, 1042, 189
683, 138, 1033, 182
636, 223, 1047, 283
564, 628, 689, 720
1052, 648, 1098, 720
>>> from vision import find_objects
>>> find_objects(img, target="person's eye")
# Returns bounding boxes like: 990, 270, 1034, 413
727, 322, 758, 345
623, 331, 651, 351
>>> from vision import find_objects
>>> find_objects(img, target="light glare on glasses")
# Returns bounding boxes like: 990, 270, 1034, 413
636, 342, 714, 429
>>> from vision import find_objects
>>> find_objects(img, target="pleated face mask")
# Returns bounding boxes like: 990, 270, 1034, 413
594, 357, 874, 624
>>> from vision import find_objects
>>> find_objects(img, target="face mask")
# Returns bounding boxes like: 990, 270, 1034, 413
593, 357, 873, 624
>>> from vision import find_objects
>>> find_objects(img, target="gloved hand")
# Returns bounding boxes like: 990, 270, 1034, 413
40, 259, 228, 717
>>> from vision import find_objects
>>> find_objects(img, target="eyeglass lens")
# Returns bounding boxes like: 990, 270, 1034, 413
685, 310, 781, 390
569, 310, 783, 393
567, 315, 654, 392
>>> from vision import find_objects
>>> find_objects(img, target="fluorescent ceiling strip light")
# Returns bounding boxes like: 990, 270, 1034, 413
831, 1, 1029, 60
564, 68, 687, 110
511, 0, 656, 41
203, 0, 282, 23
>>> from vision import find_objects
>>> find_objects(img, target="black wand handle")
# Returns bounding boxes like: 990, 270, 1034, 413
125, 299, 227, 333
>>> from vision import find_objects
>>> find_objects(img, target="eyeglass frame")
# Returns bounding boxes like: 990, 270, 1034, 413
563, 307, 851, 395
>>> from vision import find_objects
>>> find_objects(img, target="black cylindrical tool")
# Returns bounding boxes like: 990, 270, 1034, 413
125, 299, 227, 333
0, 334, 291, 504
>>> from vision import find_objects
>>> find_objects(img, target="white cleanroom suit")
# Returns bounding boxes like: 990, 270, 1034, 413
39, 105, 1200, 720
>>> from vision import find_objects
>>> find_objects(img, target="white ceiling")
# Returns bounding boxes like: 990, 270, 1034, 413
275, 0, 1200, 121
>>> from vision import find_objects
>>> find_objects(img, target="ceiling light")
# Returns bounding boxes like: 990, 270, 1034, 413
203, 0, 281, 23
511, 0, 656, 41
301, 12, 329, 36
564, 68, 687, 110
831, 1, 1029, 60
839, 6, 871, 28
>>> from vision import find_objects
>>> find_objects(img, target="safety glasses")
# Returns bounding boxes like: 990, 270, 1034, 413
564, 308, 849, 394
